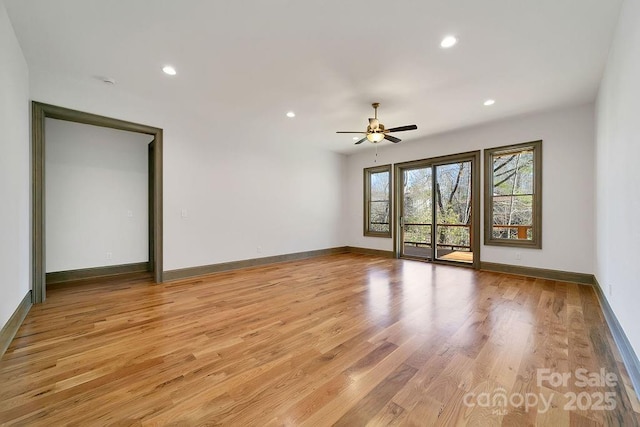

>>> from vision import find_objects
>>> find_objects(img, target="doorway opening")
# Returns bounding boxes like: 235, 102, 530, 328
31, 102, 163, 303
394, 151, 480, 268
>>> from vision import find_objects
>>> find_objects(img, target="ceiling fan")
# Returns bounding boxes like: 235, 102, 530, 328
337, 102, 417, 145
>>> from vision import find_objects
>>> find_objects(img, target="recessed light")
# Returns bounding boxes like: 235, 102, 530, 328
286, 111, 296, 118
484, 99, 496, 106
162, 65, 177, 76
440, 36, 458, 48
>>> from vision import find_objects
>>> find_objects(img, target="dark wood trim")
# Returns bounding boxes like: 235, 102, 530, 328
33, 102, 161, 134
363, 164, 392, 238
0, 291, 32, 359
152, 130, 163, 284
46, 262, 150, 285
480, 261, 593, 284
163, 247, 350, 281
393, 162, 404, 258
470, 151, 481, 269
346, 246, 395, 258
592, 277, 640, 396
148, 140, 155, 273
32, 102, 45, 304
484, 140, 542, 249
394, 150, 483, 170
31, 101, 163, 303
393, 150, 481, 269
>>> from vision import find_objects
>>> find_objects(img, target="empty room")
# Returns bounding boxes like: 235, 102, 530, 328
1, 0, 640, 425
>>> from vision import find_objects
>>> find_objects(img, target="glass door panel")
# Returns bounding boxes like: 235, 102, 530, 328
434, 161, 473, 264
401, 167, 432, 260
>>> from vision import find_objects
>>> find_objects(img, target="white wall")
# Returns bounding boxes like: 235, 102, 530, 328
595, 0, 640, 358
345, 104, 595, 274
161, 133, 345, 270
45, 119, 151, 272
29, 71, 346, 272
0, 2, 30, 327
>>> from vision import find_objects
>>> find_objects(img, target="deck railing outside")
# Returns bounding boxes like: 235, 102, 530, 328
371, 222, 533, 250
403, 223, 471, 251
491, 224, 532, 239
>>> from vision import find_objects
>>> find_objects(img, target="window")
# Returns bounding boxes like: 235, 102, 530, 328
484, 140, 542, 248
364, 164, 392, 237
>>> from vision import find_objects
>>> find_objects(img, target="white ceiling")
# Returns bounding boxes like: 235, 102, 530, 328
4, 0, 623, 153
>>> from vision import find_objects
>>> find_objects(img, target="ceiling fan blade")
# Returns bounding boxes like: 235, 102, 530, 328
387, 124, 417, 132
337, 131, 366, 134
384, 134, 401, 143
354, 137, 368, 145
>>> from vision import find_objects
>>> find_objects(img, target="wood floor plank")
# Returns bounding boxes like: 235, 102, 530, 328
300, 334, 424, 426
0, 253, 638, 426
366, 401, 407, 426
334, 363, 417, 427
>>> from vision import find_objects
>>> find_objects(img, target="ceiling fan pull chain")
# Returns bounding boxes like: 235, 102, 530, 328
375, 145, 378, 163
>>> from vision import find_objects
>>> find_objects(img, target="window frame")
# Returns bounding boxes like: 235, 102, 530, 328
484, 140, 542, 249
364, 164, 392, 238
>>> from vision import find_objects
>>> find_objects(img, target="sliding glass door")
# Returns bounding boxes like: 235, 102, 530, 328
400, 166, 433, 260
434, 161, 473, 263
396, 152, 479, 267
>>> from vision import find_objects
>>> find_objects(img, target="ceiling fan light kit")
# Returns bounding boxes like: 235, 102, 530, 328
337, 102, 417, 145
366, 133, 385, 143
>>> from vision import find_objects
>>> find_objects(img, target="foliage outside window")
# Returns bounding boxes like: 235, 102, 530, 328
364, 165, 391, 237
402, 167, 433, 249
401, 163, 473, 251
484, 140, 542, 248
434, 162, 473, 252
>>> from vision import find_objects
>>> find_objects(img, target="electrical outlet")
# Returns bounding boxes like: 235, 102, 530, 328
609, 283, 613, 297
106, 252, 113, 260
181, 209, 188, 218
515, 252, 521, 260
257, 246, 262, 254
127, 210, 133, 218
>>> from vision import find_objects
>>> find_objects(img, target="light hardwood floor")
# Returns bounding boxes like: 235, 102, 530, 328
0, 254, 639, 426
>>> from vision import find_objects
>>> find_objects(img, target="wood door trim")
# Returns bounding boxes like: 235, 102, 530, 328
31, 101, 164, 303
